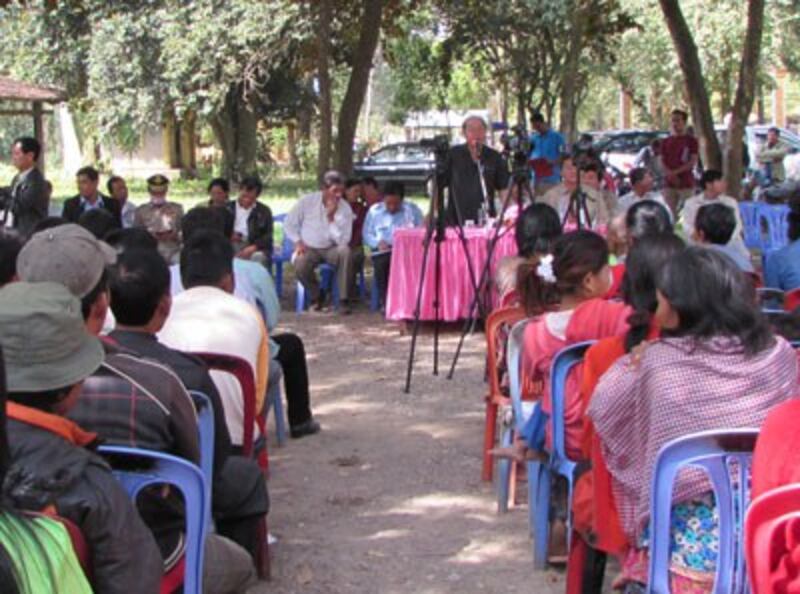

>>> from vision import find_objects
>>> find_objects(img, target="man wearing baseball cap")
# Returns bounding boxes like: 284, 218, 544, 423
133, 174, 184, 263
0, 281, 162, 593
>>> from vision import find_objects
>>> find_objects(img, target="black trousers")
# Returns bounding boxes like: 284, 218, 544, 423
272, 332, 312, 427
371, 252, 391, 306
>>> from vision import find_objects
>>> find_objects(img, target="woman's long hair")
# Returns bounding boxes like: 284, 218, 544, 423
657, 247, 775, 355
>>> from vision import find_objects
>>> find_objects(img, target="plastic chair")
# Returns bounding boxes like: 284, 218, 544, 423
740, 202, 763, 250
264, 366, 287, 447
647, 428, 759, 594
191, 352, 270, 579
785, 288, 800, 312
482, 305, 525, 482
271, 214, 288, 297
99, 445, 208, 594
760, 204, 791, 252
757, 288, 786, 314
189, 391, 215, 498
745, 483, 800, 594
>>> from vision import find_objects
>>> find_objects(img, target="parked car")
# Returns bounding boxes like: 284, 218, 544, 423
591, 129, 668, 174
715, 125, 800, 181
353, 142, 435, 192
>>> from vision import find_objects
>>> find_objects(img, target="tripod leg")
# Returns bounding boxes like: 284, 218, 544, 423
433, 231, 442, 375
403, 230, 435, 393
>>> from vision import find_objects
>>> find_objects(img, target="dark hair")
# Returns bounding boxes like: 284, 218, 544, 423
657, 246, 774, 355
110, 249, 170, 326
383, 180, 405, 199
621, 233, 685, 352
180, 230, 233, 289
625, 200, 673, 243
345, 178, 362, 190
0, 231, 23, 286
239, 176, 262, 196
629, 167, 649, 186
75, 166, 99, 182
207, 177, 230, 194
768, 126, 780, 136
182, 206, 231, 244
30, 216, 66, 234
515, 203, 562, 259
12, 137, 40, 161
531, 112, 545, 124
559, 154, 575, 168
695, 203, 736, 245
78, 208, 117, 240
80, 269, 108, 321
579, 160, 603, 178
518, 230, 608, 316
361, 176, 379, 189
671, 109, 688, 121
701, 169, 723, 189
104, 227, 158, 253
106, 175, 125, 195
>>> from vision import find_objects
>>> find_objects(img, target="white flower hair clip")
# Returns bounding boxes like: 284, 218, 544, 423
536, 254, 557, 284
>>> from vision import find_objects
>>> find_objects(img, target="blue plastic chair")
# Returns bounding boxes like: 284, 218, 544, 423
293, 250, 367, 312
647, 428, 759, 594
271, 214, 288, 297
760, 204, 790, 251
99, 445, 209, 594
739, 202, 762, 250
190, 391, 215, 495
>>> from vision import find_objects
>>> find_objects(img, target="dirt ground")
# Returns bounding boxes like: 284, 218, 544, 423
250, 302, 567, 594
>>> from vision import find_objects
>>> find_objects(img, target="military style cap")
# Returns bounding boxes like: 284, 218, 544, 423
17, 223, 117, 298
0, 282, 104, 392
147, 174, 170, 190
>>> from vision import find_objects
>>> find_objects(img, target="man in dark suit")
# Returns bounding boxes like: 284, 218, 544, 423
62, 166, 122, 228
226, 175, 273, 268
2, 137, 48, 237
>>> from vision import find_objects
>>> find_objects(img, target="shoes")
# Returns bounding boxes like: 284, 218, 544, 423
313, 290, 327, 312
290, 419, 321, 439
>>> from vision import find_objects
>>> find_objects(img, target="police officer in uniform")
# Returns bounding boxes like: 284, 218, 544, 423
133, 174, 184, 263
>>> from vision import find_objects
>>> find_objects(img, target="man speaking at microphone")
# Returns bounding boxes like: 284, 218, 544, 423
443, 115, 509, 226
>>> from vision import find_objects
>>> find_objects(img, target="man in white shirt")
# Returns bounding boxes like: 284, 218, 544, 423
616, 167, 670, 217
283, 170, 354, 312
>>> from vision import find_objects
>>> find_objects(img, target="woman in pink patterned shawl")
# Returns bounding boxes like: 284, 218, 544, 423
589, 246, 798, 592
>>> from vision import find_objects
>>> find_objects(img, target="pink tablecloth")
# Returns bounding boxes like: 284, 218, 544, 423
385, 226, 518, 321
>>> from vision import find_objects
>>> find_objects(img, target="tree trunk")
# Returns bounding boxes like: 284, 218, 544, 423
658, 0, 722, 170
209, 86, 257, 181
558, 5, 584, 142
334, 0, 383, 175
287, 121, 301, 173
724, 0, 764, 198
316, 0, 334, 179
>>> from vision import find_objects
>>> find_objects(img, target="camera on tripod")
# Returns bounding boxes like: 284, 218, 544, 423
420, 135, 450, 157
501, 125, 531, 165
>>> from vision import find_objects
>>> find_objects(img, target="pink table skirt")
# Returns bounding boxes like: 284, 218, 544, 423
385, 226, 518, 321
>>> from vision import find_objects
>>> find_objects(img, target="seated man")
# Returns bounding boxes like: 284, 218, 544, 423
158, 230, 270, 450
0, 281, 162, 594
133, 174, 184, 264
106, 175, 136, 228
541, 155, 609, 229
78, 208, 118, 240
0, 229, 23, 287
226, 176, 273, 268
283, 170, 354, 313
109, 248, 270, 565
345, 178, 368, 300
616, 167, 670, 217
172, 206, 320, 439
693, 202, 755, 273
764, 202, 800, 291
62, 166, 122, 227
362, 181, 423, 306
208, 177, 231, 208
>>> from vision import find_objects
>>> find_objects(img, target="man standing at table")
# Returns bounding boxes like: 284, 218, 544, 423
284, 170, 354, 313
443, 116, 509, 227
363, 181, 423, 307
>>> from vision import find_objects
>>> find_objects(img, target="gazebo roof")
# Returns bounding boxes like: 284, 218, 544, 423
0, 76, 66, 103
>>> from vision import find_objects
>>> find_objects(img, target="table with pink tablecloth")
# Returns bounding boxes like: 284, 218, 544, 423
385, 226, 518, 321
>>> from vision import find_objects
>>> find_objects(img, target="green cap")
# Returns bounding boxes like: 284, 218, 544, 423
0, 282, 104, 392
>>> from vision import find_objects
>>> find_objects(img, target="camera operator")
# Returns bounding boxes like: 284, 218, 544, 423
442, 115, 509, 226
1, 137, 48, 238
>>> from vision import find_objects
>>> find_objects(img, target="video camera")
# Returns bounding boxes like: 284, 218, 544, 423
503, 124, 531, 157
420, 135, 450, 157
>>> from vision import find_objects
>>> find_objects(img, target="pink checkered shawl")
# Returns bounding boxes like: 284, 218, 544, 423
588, 335, 798, 541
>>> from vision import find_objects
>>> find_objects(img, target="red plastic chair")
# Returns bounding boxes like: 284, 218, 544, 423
745, 483, 800, 594
785, 288, 800, 312
482, 305, 525, 482
191, 352, 271, 580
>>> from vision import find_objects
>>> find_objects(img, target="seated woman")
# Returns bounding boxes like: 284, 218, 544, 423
588, 247, 798, 592
495, 203, 562, 304
515, 230, 630, 460
763, 200, 800, 291
567, 233, 685, 593
0, 348, 92, 594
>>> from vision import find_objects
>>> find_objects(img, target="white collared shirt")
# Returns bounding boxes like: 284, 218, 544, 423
283, 191, 354, 249
234, 201, 253, 237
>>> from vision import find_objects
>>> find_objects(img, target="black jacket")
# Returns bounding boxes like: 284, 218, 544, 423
4, 415, 163, 594
4, 167, 48, 238
226, 200, 273, 256
62, 193, 123, 227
